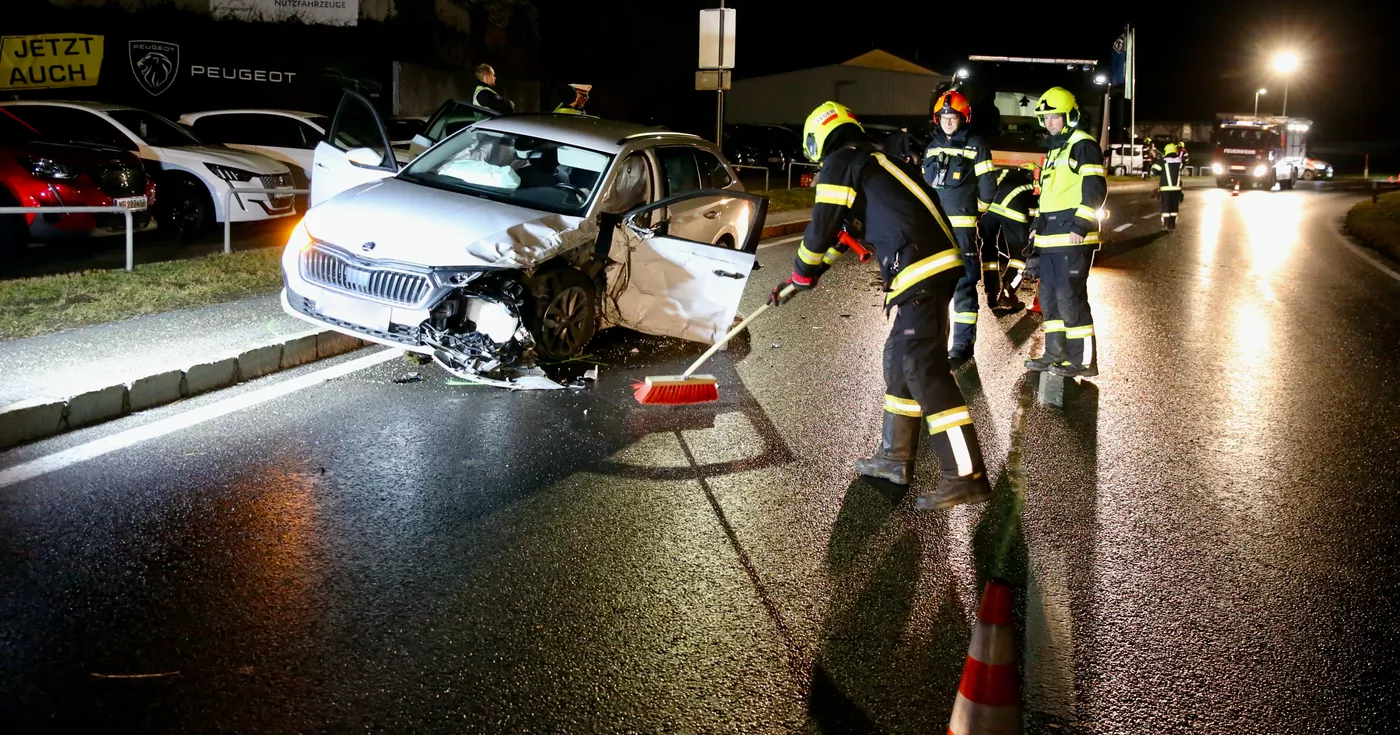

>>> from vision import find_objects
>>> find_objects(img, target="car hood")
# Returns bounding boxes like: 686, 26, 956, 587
8, 140, 140, 168
303, 177, 598, 270
152, 145, 291, 174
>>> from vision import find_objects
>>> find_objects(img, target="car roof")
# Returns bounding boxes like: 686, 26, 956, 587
475, 114, 703, 154
183, 109, 325, 119
0, 100, 136, 113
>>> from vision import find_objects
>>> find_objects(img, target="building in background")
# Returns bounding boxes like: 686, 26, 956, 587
726, 50, 950, 128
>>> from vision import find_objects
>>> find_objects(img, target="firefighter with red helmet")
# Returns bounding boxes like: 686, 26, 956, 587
922, 91, 998, 361
768, 101, 993, 510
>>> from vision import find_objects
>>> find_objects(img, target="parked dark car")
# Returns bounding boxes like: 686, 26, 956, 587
721, 123, 804, 172
0, 108, 157, 262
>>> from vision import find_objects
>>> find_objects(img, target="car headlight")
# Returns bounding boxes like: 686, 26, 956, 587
286, 219, 313, 253
1211, 163, 1224, 175
19, 156, 79, 180
1253, 164, 1268, 177
204, 162, 257, 182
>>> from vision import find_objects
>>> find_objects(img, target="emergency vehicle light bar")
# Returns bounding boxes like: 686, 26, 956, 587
968, 55, 1100, 66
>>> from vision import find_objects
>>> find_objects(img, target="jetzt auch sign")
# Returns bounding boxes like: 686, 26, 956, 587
1, 34, 104, 90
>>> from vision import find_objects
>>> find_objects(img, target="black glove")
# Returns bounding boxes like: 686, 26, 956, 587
769, 273, 814, 306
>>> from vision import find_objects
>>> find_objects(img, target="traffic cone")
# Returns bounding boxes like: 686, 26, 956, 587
1231, 181, 1240, 197
1028, 285, 1040, 314
947, 579, 1021, 735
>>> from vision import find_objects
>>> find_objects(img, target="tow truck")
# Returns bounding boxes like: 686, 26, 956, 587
1210, 115, 1311, 190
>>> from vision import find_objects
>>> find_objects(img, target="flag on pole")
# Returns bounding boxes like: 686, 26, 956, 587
1110, 28, 1127, 86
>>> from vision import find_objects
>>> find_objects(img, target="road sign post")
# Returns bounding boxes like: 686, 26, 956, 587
699, 5, 735, 147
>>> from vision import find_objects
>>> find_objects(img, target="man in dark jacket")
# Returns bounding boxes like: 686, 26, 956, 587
471, 64, 514, 116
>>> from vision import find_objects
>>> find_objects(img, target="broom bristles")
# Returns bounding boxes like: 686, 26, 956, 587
632, 375, 719, 405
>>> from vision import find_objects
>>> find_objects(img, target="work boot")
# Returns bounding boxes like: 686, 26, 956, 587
994, 289, 1024, 315
915, 471, 993, 510
948, 343, 974, 362
854, 413, 920, 486
1049, 361, 1099, 378
1024, 355, 1057, 372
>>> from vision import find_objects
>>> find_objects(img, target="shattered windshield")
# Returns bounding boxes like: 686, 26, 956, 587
399, 127, 612, 216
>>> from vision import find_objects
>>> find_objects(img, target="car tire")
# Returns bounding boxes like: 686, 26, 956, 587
1112, 165, 1125, 176
526, 266, 598, 361
157, 174, 213, 242
1280, 177, 1295, 191
1302, 169, 1315, 181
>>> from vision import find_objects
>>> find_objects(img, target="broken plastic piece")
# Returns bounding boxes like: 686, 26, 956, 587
392, 372, 423, 384
771, 343, 782, 349
583, 366, 599, 381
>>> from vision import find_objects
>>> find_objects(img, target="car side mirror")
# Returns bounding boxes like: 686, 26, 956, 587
346, 147, 385, 168
411, 133, 433, 149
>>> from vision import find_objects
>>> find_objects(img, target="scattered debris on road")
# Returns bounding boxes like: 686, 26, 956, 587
392, 372, 423, 384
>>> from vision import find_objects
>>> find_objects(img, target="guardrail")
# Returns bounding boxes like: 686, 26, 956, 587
731, 164, 770, 191
223, 187, 309, 254
787, 161, 820, 190
0, 206, 136, 271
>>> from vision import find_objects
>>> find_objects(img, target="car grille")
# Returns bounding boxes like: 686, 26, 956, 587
291, 293, 421, 345
301, 244, 432, 307
91, 165, 145, 198
259, 172, 293, 190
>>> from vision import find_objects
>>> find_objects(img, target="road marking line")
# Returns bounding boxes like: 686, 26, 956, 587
1329, 226, 1400, 283
0, 348, 399, 490
1140, 213, 1157, 220
1114, 222, 1133, 232
758, 233, 803, 250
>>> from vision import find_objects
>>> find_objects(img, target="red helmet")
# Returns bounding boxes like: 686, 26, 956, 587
933, 91, 972, 124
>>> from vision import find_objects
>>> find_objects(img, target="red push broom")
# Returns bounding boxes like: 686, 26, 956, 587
634, 284, 795, 405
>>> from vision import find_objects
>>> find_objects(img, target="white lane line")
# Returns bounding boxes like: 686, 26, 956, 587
758, 233, 803, 250
1114, 222, 1134, 232
1140, 213, 1158, 220
0, 348, 399, 490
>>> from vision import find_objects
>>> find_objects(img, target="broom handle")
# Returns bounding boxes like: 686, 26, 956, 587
681, 284, 796, 379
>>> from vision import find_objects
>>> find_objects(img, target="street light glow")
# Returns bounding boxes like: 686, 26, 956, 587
957, 68, 970, 79
1273, 52, 1298, 74
1257, 88, 1267, 95
1094, 74, 1108, 85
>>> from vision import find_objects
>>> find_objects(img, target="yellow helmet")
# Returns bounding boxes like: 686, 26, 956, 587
802, 101, 863, 162
1163, 143, 1179, 155
1033, 87, 1080, 128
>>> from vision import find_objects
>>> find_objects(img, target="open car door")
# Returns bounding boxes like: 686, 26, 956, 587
605, 190, 768, 345
311, 90, 399, 207
407, 99, 502, 159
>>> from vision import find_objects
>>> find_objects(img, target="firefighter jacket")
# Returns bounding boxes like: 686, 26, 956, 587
921, 128, 997, 225
1151, 154, 1183, 192
1032, 128, 1107, 248
472, 84, 515, 115
791, 140, 964, 309
987, 168, 1039, 223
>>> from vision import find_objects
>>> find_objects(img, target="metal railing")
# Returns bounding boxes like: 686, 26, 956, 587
0, 206, 136, 270
731, 164, 769, 191
786, 161, 820, 189
223, 187, 309, 254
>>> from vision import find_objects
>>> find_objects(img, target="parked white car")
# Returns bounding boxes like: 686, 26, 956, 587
282, 91, 765, 378
0, 101, 297, 240
179, 109, 328, 188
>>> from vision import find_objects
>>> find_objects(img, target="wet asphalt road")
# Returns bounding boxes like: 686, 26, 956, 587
3, 184, 1400, 733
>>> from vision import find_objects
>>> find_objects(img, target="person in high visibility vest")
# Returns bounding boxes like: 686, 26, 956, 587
921, 91, 998, 362
552, 83, 591, 115
769, 101, 993, 509
1025, 87, 1107, 378
471, 64, 515, 116
1152, 143, 1184, 231
976, 162, 1040, 314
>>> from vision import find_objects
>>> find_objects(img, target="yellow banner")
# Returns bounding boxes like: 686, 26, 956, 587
1, 34, 104, 91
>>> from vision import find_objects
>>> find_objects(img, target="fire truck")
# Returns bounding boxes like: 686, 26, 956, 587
1210, 115, 1311, 190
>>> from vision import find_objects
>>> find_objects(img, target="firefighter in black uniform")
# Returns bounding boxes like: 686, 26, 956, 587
976, 162, 1040, 314
1025, 87, 1107, 378
922, 91, 998, 361
768, 101, 992, 510
1152, 143, 1184, 230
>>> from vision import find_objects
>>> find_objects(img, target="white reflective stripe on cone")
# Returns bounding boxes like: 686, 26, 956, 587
969, 623, 1017, 665
948, 693, 1024, 735
948, 425, 974, 477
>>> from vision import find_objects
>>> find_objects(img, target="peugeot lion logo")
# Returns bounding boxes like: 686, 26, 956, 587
361, 242, 376, 252
129, 40, 180, 96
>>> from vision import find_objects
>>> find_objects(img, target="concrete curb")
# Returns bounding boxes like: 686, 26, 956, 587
760, 218, 810, 239
0, 329, 371, 451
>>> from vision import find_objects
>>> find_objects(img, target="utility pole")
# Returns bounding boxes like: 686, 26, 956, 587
1128, 25, 1137, 173
716, 0, 725, 146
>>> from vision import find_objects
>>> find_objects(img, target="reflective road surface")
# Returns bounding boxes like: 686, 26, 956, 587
3, 185, 1399, 733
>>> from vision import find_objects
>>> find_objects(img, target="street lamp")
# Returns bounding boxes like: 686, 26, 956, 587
1254, 88, 1267, 116
956, 68, 970, 79
1273, 52, 1298, 116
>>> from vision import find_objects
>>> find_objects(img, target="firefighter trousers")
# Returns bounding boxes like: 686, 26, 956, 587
977, 214, 1030, 297
882, 288, 987, 479
949, 222, 981, 347
1037, 246, 1097, 368
1160, 190, 1182, 229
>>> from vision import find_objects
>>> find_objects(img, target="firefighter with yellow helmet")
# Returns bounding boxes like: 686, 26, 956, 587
1151, 143, 1184, 230
1026, 87, 1107, 378
922, 90, 998, 361
767, 101, 993, 509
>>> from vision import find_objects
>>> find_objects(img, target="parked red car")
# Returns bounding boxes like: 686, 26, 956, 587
1, 107, 157, 259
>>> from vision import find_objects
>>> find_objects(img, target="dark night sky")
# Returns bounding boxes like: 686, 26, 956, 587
536, 0, 1398, 149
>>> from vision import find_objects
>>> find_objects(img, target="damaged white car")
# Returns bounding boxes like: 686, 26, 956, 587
281, 92, 768, 380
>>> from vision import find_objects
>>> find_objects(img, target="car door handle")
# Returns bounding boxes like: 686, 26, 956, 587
703, 210, 720, 219
315, 162, 327, 168
714, 270, 745, 279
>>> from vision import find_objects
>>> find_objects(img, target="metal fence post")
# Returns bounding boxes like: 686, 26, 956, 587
730, 164, 769, 191
0, 206, 138, 270
223, 187, 309, 254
